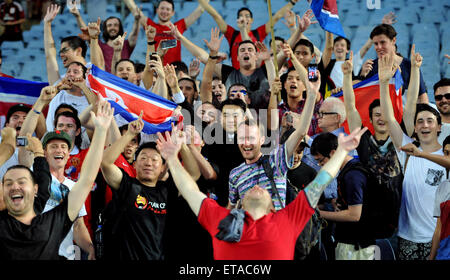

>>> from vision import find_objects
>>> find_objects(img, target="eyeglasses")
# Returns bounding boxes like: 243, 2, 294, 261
317, 112, 338, 118
59, 47, 70, 55
435, 93, 450, 102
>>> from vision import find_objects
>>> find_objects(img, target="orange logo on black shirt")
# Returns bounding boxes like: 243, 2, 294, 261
135, 195, 148, 210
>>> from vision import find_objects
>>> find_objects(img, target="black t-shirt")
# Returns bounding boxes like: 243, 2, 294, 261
106, 169, 177, 260
32, 156, 52, 214
287, 161, 317, 191
221, 64, 270, 110
0, 199, 73, 260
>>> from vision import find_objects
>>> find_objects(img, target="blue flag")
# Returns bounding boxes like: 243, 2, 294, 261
309, 0, 346, 38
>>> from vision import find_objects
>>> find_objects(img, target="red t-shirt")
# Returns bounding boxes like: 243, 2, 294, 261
225, 24, 267, 70
99, 40, 135, 73
0, 1, 25, 35
146, 18, 187, 65
198, 191, 314, 260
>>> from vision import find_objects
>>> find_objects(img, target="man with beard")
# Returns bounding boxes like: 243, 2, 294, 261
124, 0, 205, 65
434, 78, 450, 145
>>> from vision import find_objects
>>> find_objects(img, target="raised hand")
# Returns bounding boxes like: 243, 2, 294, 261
164, 64, 178, 89
25, 133, 44, 155
236, 17, 249, 31
378, 54, 397, 83
410, 44, 423, 69
156, 130, 182, 161
298, 9, 317, 33
88, 17, 101, 39
38, 85, 59, 104
44, 4, 60, 23
112, 31, 128, 52
381, 11, 396, 25
90, 99, 114, 130
145, 25, 156, 42
445, 54, 450, 64
148, 54, 165, 77
57, 77, 74, 91
68, 0, 80, 16
305, 70, 321, 95
256, 41, 272, 61
1, 127, 16, 144
189, 58, 201, 79
203, 27, 224, 54
127, 111, 144, 136
281, 42, 293, 59
164, 22, 181, 40
337, 127, 368, 152
360, 59, 374, 77
282, 10, 296, 29
270, 77, 282, 96
341, 51, 353, 75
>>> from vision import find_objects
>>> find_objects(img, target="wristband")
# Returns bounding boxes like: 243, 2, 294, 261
147, 41, 156, 45
32, 108, 41, 114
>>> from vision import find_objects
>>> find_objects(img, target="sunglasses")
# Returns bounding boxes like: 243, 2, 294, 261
435, 93, 450, 102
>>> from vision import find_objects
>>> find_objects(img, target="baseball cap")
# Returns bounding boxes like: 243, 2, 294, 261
41, 130, 72, 150
6, 103, 31, 123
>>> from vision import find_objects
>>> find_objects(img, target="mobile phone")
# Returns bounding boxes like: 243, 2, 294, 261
160, 39, 177, 50
308, 64, 318, 82
286, 114, 293, 123
16, 136, 28, 147
150, 54, 158, 61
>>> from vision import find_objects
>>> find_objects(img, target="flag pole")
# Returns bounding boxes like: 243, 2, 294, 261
267, 0, 278, 76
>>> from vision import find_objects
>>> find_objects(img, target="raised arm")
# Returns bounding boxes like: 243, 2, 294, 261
127, 7, 141, 48
403, 44, 422, 137
0, 127, 16, 167
171, 125, 201, 181
149, 55, 168, 99
123, 0, 148, 27
400, 143, 450, 169
198, 0, 227, 34
142, 25, 156, 90
88, 18, 105, 70
267, 77, 282, 131
156, 129, 207, 216
184, 1, 206, 28
68, 100, 112, 222
110, 32, 128, 75
285, 60, 320, 158
342, 51, 362, 132
185, 125, 217, 180
305, 127, 368, 208
379, 54, 403, 149
68, 0, 87, 30
43, 4, 62, 85
101, 112, 143, 190
321, 31, 334, 69
200, 27, 224, 103
265, 0, 298, 34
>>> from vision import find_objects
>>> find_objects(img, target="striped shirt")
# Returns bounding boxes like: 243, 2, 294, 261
229, 144, 293, 210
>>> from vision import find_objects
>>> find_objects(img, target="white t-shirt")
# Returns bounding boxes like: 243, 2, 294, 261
396, 134, 445, 243
42, 175, 87, 260
438, 122, 450, 145
330, 61, 345, 88
434, 180, 450, 218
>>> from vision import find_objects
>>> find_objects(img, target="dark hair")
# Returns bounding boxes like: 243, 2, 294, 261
55, 103, 78, 116
119, 124, 141, 145
270, 36, 285, 46
135, 141, 164, 163
114, 58, 136, 73
443, 135, 450, 151
5, 104, 30, 125
227, 83, 248, 97
334, 36, 351, 51
280, 67, 298, 104
370, 24, 397, 40
157, 0, 174, 11
101, 16, 124, 42
433, 78, 450, 94
171, 61, 188, 75
369, 99, 381, 120
54, 111, 82, 149
414, 103, 442, 126
135, 62, 145, 74
61, 36, 87, 58
67, 61, 87, 78
294, 39, 314, 55
2, 165, 37, 185
178, 77, 198, 92
219, 98, 247, 113
237, 7, 253, 19
237, 40, 257, 53
310, 132, 338, 158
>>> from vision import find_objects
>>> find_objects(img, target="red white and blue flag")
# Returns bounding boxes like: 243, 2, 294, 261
88, 65, 180, 135
332, 70, 404, 135
0, 76, 48, 128
309, 0, 346, 38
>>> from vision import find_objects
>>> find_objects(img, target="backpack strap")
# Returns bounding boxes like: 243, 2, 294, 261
403, 154, 411, 175
259, 155, 285, 208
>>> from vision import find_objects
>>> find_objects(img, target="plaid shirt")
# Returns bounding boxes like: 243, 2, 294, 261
278, 97, 323, 136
